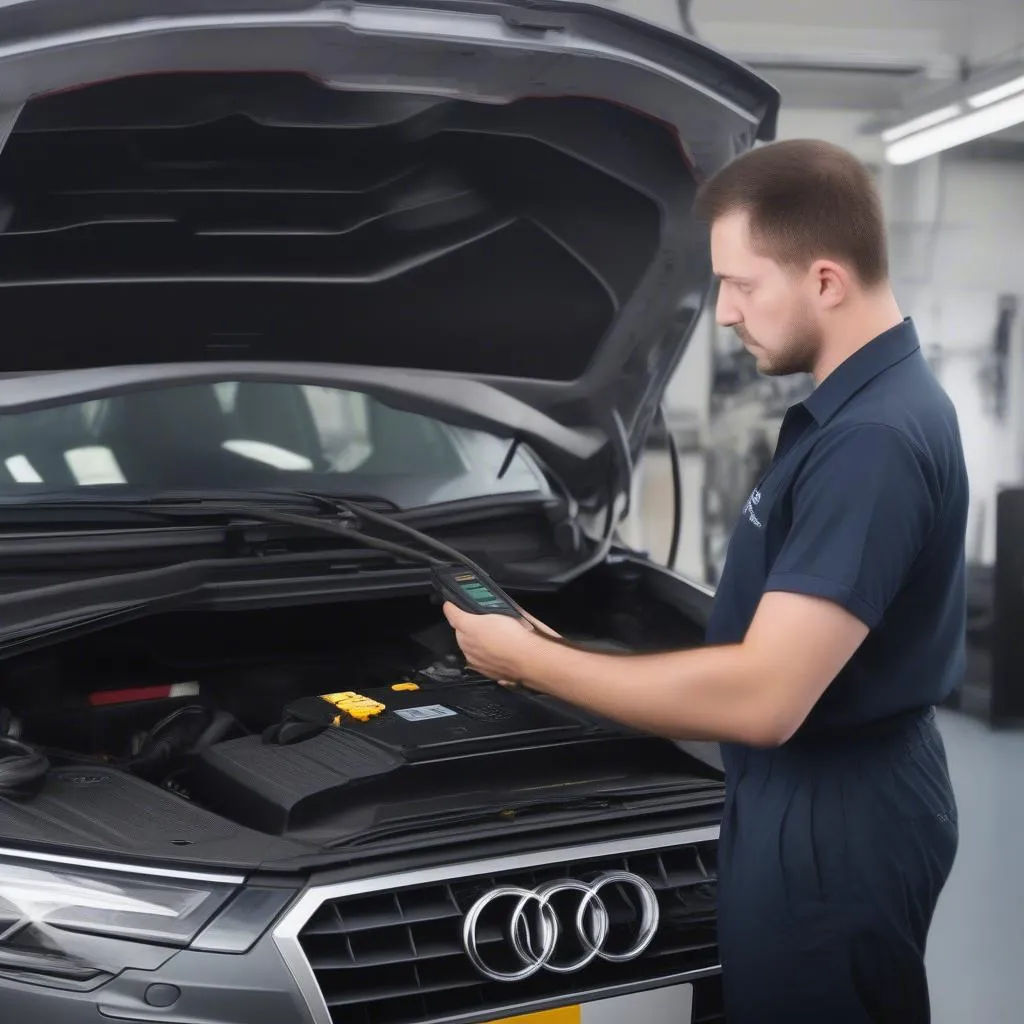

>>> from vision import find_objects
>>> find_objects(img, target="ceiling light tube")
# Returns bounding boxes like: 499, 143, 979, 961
968, 73, 1024, 108
881, 104, 962, 143
885, 91, 1024, 164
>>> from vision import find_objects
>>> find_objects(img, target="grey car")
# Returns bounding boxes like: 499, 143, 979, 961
0, 3, 778, 1023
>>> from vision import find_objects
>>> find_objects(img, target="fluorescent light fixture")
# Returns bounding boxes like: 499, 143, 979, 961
885, 91, 1024, 164
881, 104, 961, 143
968, 73, 1024, 108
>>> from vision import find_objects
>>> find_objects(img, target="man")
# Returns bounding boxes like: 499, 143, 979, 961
443, 138, 965, 1023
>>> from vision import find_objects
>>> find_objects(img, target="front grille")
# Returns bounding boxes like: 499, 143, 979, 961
292, 834, 719, 1024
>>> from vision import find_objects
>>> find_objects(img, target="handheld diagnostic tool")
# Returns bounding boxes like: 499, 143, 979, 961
431, 567, 521, 617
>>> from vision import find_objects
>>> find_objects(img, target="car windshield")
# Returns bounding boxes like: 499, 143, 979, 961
0, 381, 550, 508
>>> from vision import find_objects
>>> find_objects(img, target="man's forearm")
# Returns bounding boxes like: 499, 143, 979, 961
514, 634, 788, 747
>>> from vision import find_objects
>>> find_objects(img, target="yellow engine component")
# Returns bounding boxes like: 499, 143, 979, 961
320, 691, 386, 722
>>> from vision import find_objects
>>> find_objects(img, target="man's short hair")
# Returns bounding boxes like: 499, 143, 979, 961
694, 139, 889, 287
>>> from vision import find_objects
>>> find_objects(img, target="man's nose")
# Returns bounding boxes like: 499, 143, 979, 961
716, 288, 740, 327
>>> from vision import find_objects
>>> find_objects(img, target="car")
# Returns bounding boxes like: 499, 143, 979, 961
0, 4, 779, 1024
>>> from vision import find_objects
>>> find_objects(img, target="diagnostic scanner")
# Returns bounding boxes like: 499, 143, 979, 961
431, 567, 520, 617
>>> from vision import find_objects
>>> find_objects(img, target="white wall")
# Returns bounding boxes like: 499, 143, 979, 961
608, 0, 685, 30
895, 158, 1024, 563
775, 107, 885, 164
929, 161, 1024, 294
661, 309, 712, 422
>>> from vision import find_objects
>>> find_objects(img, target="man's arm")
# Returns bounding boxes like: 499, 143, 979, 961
527, 591, 869, 745
448, 591, 867, 746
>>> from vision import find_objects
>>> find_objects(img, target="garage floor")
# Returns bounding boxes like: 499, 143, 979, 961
632, 454, 1024, 1022
927, 711, 1024, 1024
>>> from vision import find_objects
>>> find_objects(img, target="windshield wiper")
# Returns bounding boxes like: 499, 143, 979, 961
0, 489, 392, 518
0, 489, 502, 576
71, 493, 454, 568
0, 492, 524, 653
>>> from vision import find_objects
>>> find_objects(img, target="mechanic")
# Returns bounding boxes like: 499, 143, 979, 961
443, 138, 966, 1024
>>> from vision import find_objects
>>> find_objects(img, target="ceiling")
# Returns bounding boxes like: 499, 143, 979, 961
621, 0, 1024, 158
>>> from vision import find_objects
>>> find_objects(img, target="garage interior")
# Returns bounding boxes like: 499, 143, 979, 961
0, 2, 1018, 1022
622, 2, 1024, 1020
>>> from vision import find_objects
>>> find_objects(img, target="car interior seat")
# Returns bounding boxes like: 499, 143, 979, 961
230, 382, 327, 472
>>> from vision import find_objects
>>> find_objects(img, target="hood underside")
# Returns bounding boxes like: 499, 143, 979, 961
3, 77, 672, 383
0, 1, 778, 500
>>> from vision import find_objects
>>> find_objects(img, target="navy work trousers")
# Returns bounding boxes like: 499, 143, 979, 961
717, 708, 958, 1024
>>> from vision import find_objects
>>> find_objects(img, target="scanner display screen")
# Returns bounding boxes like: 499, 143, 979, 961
457, 576, 508, 611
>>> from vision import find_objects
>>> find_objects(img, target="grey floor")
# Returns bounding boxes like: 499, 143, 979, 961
631, 454, 1024, 1022
928, 711, 1024, 1023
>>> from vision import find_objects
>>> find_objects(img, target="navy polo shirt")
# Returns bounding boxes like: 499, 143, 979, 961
705, 318, 968, 734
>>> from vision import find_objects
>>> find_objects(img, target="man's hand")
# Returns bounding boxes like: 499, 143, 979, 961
517, 609, 562, 640
442, 603, 549, 683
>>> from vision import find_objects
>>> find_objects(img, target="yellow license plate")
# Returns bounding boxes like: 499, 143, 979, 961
490, 1008, 580, 1024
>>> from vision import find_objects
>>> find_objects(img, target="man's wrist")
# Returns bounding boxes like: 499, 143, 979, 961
515, 630, 557, 688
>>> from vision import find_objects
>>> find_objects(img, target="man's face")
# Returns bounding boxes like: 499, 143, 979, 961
710, 210, 822, 377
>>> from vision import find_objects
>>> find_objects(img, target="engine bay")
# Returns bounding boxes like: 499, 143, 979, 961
0, 568, 719, 858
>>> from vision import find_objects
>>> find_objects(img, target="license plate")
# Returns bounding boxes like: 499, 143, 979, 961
493, 1011, 579, 1024
490, 983, 693, 1024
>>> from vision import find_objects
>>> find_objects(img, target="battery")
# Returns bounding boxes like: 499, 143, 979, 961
283, 681, 594, 761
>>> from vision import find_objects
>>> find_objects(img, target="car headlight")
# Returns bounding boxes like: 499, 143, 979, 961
0, 856, 244, 985
0, 855, 297, 987
0, 860, 238, 947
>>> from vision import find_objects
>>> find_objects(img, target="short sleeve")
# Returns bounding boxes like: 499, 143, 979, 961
764, 424, 935, 628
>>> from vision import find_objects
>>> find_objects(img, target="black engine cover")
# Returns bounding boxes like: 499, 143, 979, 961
192, 680, 622, 834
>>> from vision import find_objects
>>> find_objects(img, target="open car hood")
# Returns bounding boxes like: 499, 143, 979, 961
0, 0, 778, 504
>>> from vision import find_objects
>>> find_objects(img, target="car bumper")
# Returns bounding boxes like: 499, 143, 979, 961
0, 938, 313, 1024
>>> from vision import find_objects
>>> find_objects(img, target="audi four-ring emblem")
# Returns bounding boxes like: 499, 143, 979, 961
461, 871, 660, 982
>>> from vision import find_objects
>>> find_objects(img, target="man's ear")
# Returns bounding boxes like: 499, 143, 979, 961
809, 259, 851, 310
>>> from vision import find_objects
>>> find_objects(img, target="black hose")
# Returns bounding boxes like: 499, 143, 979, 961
663, 407, 684, 571
327, 496, 510, 579
199, 502, 447, 567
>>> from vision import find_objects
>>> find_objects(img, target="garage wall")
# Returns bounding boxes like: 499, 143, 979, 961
776, 108, 885, 163
929, 161, 1024, 293
896, 159, 1024, 563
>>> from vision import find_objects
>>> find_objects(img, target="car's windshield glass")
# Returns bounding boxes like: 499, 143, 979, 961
0, 381, 549, 508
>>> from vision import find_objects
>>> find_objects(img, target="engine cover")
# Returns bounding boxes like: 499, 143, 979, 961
192, 678, 622, 835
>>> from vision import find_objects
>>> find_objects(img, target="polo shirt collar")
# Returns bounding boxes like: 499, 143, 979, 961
801, 317, 921, 425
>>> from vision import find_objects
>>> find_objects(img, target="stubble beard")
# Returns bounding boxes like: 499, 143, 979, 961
736, 314, 822, 377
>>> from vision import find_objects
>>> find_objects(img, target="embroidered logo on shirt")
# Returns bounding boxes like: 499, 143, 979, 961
741, 488, 763, 528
